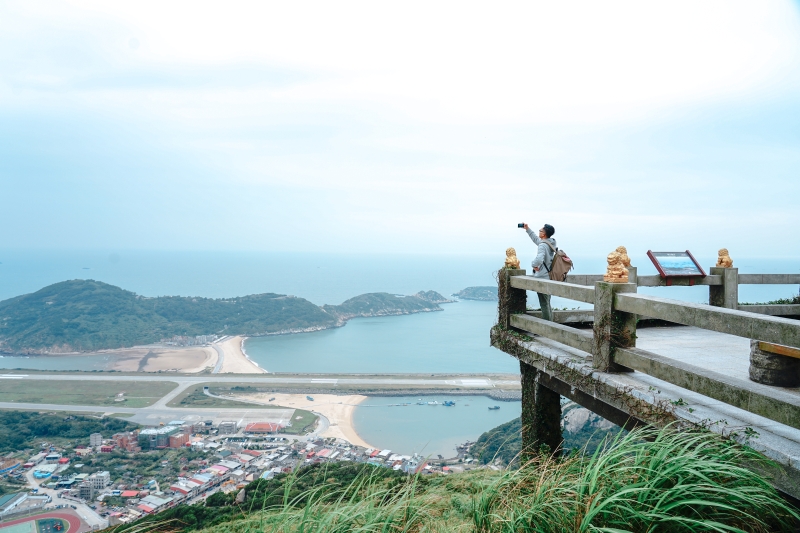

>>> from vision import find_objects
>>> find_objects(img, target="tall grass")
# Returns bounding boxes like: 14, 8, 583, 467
196, 426, 798, 533
473, 426, 799, 532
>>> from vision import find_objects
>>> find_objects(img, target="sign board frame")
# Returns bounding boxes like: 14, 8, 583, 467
646, 250, 706, 279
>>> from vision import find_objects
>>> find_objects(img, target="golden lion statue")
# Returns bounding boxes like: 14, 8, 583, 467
603, 251, 629, 283
716, 248, 733, 268
615, 246, 631, 267
505, 247, 520, 269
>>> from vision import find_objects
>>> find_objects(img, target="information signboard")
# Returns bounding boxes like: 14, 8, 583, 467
646, 250, 706, 278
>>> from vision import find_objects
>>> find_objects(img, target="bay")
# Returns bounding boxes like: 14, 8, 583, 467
244, 300, 517, 373
352, 395, 521, 457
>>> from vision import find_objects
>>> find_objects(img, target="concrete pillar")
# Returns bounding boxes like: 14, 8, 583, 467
520, 361, 562, 458
709, 267, 738, 309
498, 268, 527, 329
593, 281, 637, 372
627, 266, 638, 286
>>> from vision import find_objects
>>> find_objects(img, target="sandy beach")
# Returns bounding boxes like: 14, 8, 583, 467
236, 392, 373, 448
105, 345, 217, 372
217, 336, 266, 373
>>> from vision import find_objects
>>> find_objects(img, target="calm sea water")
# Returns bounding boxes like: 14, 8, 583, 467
352, 395, 521, 457
245, 300, 517, 373
0, 250, 797, 373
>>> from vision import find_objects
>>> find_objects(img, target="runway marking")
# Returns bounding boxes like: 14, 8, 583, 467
0, 375, 26, 379
458, 379, 491, 387
310, 379, 338, 384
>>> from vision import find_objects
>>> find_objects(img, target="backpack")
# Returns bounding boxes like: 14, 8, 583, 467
541, 241, 574, 282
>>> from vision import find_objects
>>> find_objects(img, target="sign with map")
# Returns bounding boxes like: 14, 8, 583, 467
647, 251, 706, 278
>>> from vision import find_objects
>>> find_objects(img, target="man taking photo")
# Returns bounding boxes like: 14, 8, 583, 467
522, 223, 556, 321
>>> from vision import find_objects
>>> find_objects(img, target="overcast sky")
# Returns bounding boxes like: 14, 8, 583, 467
2, 1, 799, 258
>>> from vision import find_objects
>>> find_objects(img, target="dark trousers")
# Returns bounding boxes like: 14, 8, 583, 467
537, 292, 552, 321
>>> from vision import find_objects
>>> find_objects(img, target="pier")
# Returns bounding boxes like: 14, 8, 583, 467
492, 264, 800, 499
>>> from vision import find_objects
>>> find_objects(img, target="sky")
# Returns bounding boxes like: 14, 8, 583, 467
1, 1, 799, 259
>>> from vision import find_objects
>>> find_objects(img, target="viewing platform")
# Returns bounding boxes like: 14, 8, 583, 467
491, 263, 800, 499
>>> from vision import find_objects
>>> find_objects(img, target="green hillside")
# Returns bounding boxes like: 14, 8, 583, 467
0, 279, 335, 352
323, 292, 442, 319
0, 281, 445, 353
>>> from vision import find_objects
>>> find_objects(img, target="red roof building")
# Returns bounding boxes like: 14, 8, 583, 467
121, 490, 139, 498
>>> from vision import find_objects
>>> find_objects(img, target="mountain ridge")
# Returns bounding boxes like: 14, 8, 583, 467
0, 280, 449, 353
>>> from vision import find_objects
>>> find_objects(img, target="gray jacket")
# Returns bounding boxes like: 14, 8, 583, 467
526, 228, 557, 279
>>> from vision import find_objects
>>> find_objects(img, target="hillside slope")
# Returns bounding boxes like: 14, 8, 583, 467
0, 281, 446, 353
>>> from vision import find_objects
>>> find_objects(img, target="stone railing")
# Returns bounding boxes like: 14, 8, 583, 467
500, 267, 800, 430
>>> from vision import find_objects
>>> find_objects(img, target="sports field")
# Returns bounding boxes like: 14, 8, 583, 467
0, 512, 84, 533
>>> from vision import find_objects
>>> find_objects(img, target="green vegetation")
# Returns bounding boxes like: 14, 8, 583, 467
114, 463, 406, 533
0, 379, 177, 408
471, 406, 625, 466
453, 286, 497, 301
0, 280, 446, 352
322, 292, 441, 318
0, 411, 137, 454
60, 446, 206, 488
742, 294, 800, 305
167, 384, 284, 409
282, 409, 317, 435
117, 427, 799, 533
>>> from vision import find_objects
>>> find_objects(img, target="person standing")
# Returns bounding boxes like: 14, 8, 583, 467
522, 223, 556, 321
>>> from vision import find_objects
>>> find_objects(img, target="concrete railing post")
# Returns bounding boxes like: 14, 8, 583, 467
628, 266, 638, 286
593, 281, 637, 372
709, 266, 738, 309
498, 268, 526, 329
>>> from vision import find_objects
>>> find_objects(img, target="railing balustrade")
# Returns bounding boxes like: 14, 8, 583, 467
500, 267, 800, 430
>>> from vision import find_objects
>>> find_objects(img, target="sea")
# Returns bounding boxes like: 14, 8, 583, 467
0, 250, 798, 456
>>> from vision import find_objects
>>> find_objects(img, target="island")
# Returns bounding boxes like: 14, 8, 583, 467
0, 280, 451, 354
452, 286, 497, 301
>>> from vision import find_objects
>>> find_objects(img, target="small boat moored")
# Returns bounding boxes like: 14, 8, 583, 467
488, 406, 500, 410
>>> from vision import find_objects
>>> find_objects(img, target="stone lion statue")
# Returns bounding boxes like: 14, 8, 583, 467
716, 248, 733, 268
505, 247, 520, 269
615, 246, 631, 267
603, 251, 629, 283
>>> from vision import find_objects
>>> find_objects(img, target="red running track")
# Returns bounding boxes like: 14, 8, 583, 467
0, 512, 84, 533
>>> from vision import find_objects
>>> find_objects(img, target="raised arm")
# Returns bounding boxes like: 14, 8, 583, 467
526, 226, 541, 245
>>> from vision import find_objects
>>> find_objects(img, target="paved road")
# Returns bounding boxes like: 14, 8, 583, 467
0, 373, 518, 388
24, 468, 107, 530
0, 372, 517, 425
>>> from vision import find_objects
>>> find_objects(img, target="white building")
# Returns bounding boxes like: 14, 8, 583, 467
89, 471, 110, 489
90, 433, 103, 447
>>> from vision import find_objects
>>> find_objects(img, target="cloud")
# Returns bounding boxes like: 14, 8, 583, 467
0, 1, 799, 257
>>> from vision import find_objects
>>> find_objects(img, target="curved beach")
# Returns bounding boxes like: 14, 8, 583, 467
231, 392, 374, 448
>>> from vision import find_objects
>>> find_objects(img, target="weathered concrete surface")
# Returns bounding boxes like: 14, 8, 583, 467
615, 293, 800, 349
593, 281, 636, 372
739, 304, 800, 316
527, 309, 595, 323
510, 313, 593, 353
636, 327, 752, 380
509, 276, 595, 304
495, 331, 800, 499
739, 274, 800, 285
709, 267, 738, 309
520, 361, 562, 456
614, 345, 800, 430
499, 269, 527, 329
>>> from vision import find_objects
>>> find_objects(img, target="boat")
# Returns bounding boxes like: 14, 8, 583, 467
306, 396, 314, 401
488, 406, 500, 410
427, 400, 439, 405
269, 397, 275, 402
416, 401, 426, 405
443, 401, 456, 407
